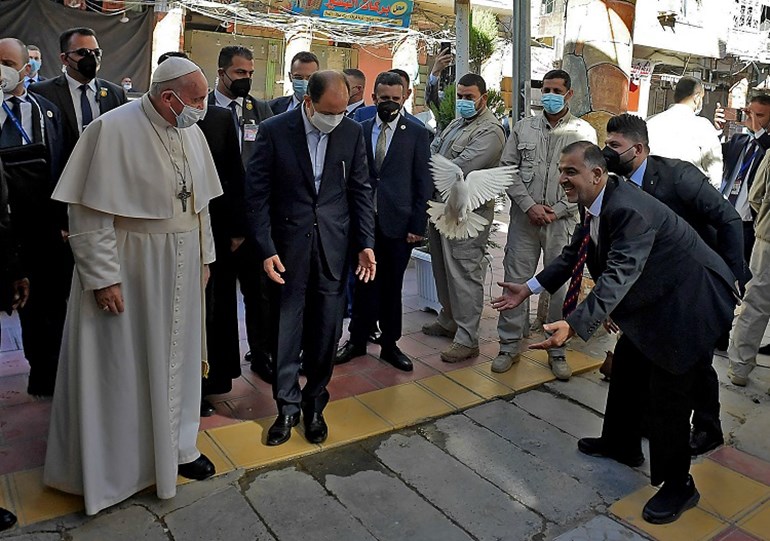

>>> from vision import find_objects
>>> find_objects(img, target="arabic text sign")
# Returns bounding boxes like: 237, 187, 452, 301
292, 0, 413, 28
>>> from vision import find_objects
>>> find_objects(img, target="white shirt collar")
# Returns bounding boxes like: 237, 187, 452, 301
586, 185, 606, 218
3, 90, 27, 102
375, 111, 401, 130
346, 99, 364, 114
214, 88, 242, 108
301, 102, 318, 136
65, 71, 96, 92
754, 128, 766, 140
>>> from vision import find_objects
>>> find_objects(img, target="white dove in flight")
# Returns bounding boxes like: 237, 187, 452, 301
427, 154, 517, 240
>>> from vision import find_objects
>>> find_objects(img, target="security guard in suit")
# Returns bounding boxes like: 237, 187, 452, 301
209, 46, 276, 386
0, 37, 65, 397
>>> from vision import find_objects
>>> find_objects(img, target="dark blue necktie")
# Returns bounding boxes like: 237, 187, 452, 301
0, 97, 23, 148
80, 84, 93, 129
562, 214, 592, 317
229, 101, 240, 134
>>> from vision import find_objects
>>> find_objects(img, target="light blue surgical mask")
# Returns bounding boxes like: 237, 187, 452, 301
541, 93, 566, 115
29, 59, 41, 74
292, 78, 308, 101
456, 97, 479, 119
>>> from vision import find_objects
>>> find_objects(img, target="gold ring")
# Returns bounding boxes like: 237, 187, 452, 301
102, 305, 110, 311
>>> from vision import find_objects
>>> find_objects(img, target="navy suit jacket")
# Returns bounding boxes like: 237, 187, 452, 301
361, 115, 432, 238
538, 176, 737, 375
353, 105, 422, 125
245, 108, 375, 281
641, 155, 745, 285
720, 131, 770, 198
268, 95, 295, 116
30, 74, 127, 165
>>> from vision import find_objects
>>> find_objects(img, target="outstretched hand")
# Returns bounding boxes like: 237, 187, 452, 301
529, 320, 574, 350
491, 282, 531, 311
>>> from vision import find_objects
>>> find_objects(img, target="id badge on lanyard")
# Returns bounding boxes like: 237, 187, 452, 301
1, 100, 33, 145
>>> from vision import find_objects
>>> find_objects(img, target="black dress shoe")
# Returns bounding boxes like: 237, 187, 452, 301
689, 430, 724, 456
577, 437, 645, 467
267, 412, 300, 446
642, 475, 700, 524
246, 350, 275, 384
379, 346, 413, 372
0, 507, 17, 532
178, 454, 216, 480
759, 343, 770, 355
200, 398, 216, 417
335, 341, 367, 365
304, 412, 328, 444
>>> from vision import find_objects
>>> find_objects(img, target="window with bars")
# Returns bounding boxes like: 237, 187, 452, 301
542, 0, 555, 15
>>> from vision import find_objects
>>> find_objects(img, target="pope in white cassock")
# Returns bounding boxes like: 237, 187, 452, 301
43, 57, 223, 515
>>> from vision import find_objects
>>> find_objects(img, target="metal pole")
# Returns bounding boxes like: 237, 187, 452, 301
519, 0, 531, 118
511, 0, 522, 119
455, 1, 471, 81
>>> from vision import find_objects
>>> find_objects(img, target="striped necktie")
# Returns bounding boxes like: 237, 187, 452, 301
562, 214, 592, 317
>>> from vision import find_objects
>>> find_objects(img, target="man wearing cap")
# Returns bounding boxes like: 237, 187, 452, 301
43, 57, 223, 515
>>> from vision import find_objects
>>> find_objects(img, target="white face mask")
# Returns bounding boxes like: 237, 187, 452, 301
169, 90, 207, 128
0, 64, 24, 94
308, 103, 344, 134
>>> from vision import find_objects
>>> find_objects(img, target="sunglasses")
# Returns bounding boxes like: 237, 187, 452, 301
66, 48, 103, 58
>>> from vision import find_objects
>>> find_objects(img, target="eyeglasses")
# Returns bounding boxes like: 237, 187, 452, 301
66, 48, 103, 58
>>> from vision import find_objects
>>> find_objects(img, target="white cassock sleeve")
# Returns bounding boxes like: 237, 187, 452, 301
67, 204, 121, 291
200, 204, 216, 265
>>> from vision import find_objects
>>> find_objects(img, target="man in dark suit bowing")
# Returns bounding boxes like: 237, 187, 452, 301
493, 141, 737, 524
603, 113, 744, 456
246, 71, 376, 446
335, 71, 432, 370
0, 37, 65, 396
29, 27, 127, 167
209, 45, 277, 384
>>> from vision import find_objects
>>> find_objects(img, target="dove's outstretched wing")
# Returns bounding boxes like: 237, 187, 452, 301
430, 154, 463, 202
465, 166, 518, 210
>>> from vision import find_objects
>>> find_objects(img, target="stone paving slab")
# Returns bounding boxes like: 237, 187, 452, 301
68, 505, 168, 541
164, 486, 274, 541
428, 414, 601, 523
462, 399, 649, 504
325, 470, 473, 541
513, 388, 604, 439
544, 374, 610, 414
298, 445, 474, 541
372, 432, 543, 541
243, 468, 377, 541
552, 515, 651, 541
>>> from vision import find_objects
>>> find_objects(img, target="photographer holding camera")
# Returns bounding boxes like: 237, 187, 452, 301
714, 95, 770, 268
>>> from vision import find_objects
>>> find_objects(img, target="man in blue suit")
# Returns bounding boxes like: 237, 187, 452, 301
336, 72, 432, 370
268, 51, 319, 116
716, 95, 770, 267
353, 69, 422, 125
246, 71, 376, 446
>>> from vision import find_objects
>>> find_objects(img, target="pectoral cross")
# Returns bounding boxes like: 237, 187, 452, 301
177, 187, 191, 212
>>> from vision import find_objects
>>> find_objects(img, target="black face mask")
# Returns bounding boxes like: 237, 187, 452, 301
73, 54, 98, 81
225, 73, 251, 98
602, 145, 635, 177
376, 100, 400, 123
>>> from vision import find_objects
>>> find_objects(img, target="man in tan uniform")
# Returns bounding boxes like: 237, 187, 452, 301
422, 73, 506, 363
494, 69, 597, 380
